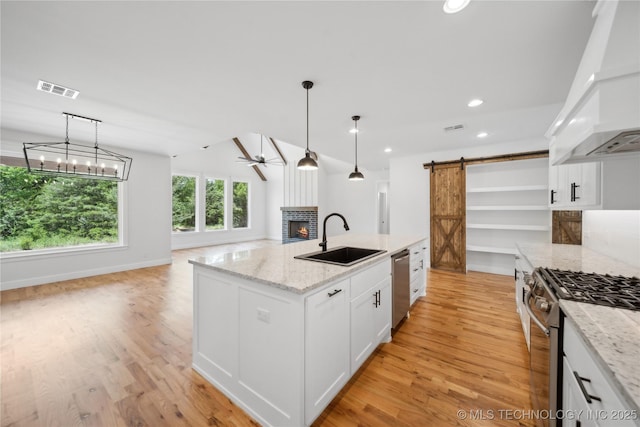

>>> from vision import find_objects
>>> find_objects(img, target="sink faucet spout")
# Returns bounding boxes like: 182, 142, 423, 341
320, 213, 350, 252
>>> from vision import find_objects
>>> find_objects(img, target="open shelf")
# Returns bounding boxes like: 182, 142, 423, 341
466, 185, 548, 193
466, 245, 516, 255
467, 223, 550, 231
465, 157, 551, 275
466, 205, 549, 211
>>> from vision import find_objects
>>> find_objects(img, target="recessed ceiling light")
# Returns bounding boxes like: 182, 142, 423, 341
477, 132, 488, 138
384, 148, 392, 153
467, 98, 483, 107
37, 80, 79, 99
443, 0, 471, 14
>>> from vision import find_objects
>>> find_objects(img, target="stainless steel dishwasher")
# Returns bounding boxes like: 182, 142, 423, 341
392, 250, 410, 329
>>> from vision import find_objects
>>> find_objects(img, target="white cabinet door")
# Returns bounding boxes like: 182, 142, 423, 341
373, 277, 392, 342
563, 357, 599, 427
564, 319, 638, 427
573, 162, 601, 207
549, 162, 602, 209
350, 284, 376, 374
305, 280, 350, 424
549, 163, 564, 207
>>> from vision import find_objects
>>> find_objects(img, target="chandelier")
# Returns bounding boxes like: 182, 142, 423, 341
22, 112, 132, 181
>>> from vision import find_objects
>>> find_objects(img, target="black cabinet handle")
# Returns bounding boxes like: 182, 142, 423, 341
372, 290, 381, 307
571, 182, 580, 202
550, 189, 556, 204
573, 371, 602, 404
327, 289, 342, 297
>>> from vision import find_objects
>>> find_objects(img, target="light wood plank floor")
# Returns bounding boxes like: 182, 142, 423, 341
1, 241, 534, 427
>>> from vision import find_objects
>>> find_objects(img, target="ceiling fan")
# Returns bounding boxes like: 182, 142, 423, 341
236, 134, 284, 167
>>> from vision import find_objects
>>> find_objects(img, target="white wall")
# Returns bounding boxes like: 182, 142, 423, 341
389, 138, 549, 238
1, 141, 172, 290
322, 169, 389, 238
171, 138, 268, 249
583, 210, 640, 268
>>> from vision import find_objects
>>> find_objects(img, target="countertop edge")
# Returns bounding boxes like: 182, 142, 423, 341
189, 235, 428, 295
560, 300, 640, 414
189, 251, 394, 295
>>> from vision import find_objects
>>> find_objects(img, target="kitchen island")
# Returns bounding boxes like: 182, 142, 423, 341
189, 234, 427, 427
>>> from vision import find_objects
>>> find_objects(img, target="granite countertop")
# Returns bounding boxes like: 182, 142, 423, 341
189, 234, 427, 295
561, 300, 640, 413
516, 242, 640, 412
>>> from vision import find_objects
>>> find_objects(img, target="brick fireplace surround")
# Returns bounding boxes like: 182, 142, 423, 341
281, 206, 318, 244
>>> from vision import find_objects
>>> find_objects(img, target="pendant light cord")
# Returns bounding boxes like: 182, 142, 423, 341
306, 87, 309, 152
354, 119, 358, 168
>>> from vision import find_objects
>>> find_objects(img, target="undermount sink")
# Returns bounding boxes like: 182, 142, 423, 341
294, 246, 386, 266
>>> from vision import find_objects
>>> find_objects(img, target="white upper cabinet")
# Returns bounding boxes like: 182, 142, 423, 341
549, 156, 640, 210
549, 162, 601, 210
547, 0, 640, 165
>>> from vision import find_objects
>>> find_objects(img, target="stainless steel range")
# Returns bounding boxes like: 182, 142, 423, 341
526, 267, 640, 427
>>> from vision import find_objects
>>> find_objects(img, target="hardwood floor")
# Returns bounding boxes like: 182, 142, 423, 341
1, 242, 534, 427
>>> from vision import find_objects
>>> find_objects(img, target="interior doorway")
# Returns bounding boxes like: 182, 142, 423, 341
377, 181, 390, 235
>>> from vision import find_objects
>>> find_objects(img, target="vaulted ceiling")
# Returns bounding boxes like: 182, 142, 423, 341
1, 1, 595, 171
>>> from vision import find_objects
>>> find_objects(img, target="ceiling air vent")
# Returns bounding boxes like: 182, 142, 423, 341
37, 80, 79, 99
444, 124, 465, 132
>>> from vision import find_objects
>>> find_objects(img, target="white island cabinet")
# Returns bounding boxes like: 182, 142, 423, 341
190, 234, 424, 427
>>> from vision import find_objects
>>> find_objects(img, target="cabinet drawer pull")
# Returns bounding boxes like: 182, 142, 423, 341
372, 290, 381, 307
550, 189, 556, 204
571, 182, 580, 202
327, 289, 342, 297
573, 371, 602, 404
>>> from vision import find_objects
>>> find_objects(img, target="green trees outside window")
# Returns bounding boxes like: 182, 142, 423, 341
205, 178, 225, 230
0, 165, 118, 252
233, 181, 248, 228
172, 175, 196, 231
171, 175, 249, 233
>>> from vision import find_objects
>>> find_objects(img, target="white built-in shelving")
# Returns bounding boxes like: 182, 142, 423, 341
466, 158, 551, 276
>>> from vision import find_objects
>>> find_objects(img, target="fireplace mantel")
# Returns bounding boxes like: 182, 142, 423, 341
280, 206, 318, 212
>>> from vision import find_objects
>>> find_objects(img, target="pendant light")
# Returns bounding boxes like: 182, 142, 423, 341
348, 115, 364, 181
297, 80, 318, 171
23, 112, 132, 181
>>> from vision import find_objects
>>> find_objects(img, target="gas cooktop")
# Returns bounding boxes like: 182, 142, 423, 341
538, 268, 640, 311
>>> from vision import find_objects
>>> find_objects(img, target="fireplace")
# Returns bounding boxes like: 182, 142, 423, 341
281, 206, 318, 244
289, 221, 310, 240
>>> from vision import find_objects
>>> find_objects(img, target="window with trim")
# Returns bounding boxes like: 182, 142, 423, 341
205, 178, 225, 230
0, 164, 119, 252
172, 175, 196, 232
232, 181, 249, 228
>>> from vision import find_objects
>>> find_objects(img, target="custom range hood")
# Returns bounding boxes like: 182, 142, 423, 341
547, 0, 640, 165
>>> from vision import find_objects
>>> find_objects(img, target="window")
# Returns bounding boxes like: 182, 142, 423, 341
0, 165, 118, 252
172, 175, 196, 232
205, 178, 225, 230
232, 181, 249, 228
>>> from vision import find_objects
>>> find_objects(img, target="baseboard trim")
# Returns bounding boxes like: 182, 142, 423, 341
0, 257, 172, 291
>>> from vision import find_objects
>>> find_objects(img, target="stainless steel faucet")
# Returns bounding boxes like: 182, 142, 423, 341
319, 213, 350, 251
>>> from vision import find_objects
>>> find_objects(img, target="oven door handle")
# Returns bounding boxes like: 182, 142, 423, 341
524, 289, 550, 337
